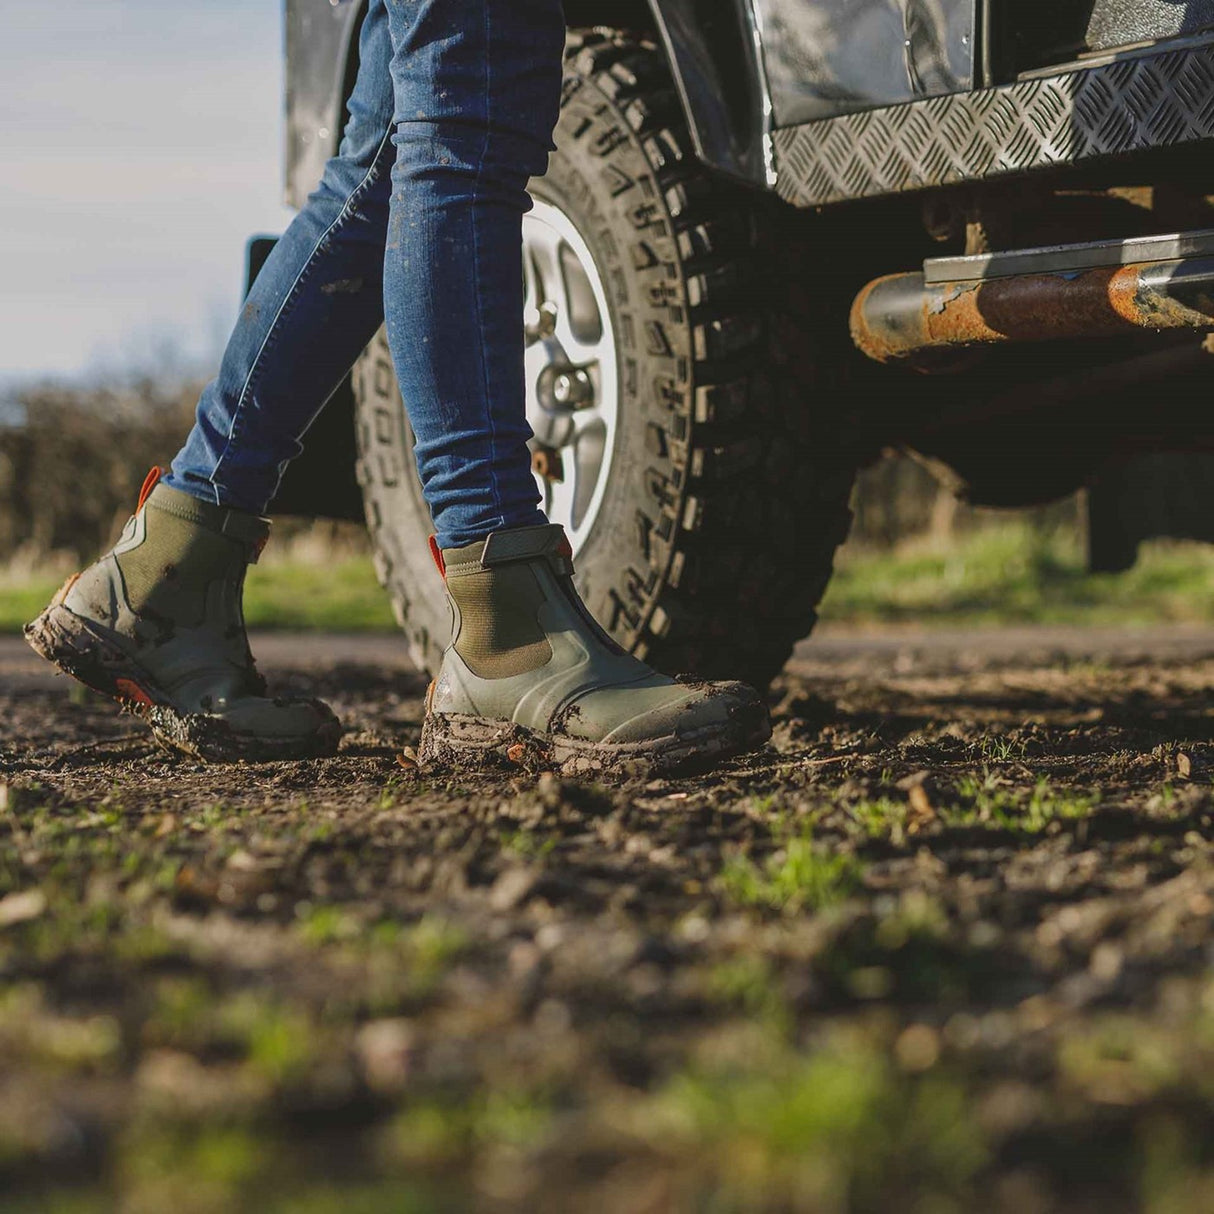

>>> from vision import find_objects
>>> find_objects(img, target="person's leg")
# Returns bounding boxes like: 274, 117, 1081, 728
23, 4, 406, 760
380, 0, 560, 548
376, 3, 770, 774
167, 2, 397, 511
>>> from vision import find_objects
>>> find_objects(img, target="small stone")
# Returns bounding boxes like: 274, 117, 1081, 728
490, 866, 538, 911
897, 772, 937, 831
907, 783, 934, 820
508, 940, 543, 974
136, 1049, 212, 1099
1090, 942, 1123, 982
536, 771, 563, 808
0, 783, 32, 813
356, 1019, 416, 1093
1177, 752, 1193, 780
535, 923, 565, 951
0, 888, 47, 928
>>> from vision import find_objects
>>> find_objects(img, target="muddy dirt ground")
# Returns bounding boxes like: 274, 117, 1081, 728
6, 627, 1214, 1213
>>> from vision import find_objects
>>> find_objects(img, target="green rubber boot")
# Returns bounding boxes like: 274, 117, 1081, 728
25, 470, 341, 761
419, 524, 770, 776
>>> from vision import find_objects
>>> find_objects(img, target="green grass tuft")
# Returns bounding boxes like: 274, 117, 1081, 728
646, 1028, 987, 1209
948, 773, 1096, 834
822, 524, 1214, 628
720, 829, 862, 914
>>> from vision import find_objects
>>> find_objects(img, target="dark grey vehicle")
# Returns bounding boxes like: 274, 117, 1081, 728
271, 0, 1214, 688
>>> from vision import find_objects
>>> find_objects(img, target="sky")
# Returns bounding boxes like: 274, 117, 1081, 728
1, 0, 297, 386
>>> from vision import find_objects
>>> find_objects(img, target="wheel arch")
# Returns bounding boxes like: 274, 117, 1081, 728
301, 0, 774, 194
567, 0, 773, 188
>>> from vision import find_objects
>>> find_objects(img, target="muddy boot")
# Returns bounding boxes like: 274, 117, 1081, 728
419, 524, 770, 776
25, 470, 341, 761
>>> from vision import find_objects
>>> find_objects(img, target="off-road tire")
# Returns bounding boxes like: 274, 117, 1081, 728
353, 28, 856, 689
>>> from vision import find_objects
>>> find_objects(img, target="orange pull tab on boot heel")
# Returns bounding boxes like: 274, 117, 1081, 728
428, 535, 446, 579
137, 466, 163, 512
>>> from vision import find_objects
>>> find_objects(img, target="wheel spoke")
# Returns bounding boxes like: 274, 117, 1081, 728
553, 309, 606, 368
523, 246, 539, 316
569, 405, 605, 443
568, 415, 606, 529
526, 222, 568, 316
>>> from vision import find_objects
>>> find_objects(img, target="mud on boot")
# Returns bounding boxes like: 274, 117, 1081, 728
419, 524, 771, 777
25, 469, 342, 761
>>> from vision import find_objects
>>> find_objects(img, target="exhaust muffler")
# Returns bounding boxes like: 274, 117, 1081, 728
851, 229, 1214, 364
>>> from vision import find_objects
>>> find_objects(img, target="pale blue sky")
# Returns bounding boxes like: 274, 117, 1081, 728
1, 0, 297, 385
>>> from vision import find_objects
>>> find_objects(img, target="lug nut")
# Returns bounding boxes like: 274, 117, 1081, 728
553, 369, 592, 407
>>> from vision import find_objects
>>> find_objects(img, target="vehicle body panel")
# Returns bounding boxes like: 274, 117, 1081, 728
284, 0, 363, 209
285, 0, 1214, 202
758, 0, 977, 128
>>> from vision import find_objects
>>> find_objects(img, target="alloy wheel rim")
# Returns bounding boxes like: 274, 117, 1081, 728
522, 198, 620, 557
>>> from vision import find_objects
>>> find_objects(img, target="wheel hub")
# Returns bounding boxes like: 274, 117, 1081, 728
523, 199, 619, 557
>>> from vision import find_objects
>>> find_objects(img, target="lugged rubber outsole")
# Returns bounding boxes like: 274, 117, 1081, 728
24, 598, 342, 763
418, 694, 771, 780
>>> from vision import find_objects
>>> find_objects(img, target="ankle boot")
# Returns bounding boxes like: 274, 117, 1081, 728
26, 469, 341, 761
419, 524, 770, 775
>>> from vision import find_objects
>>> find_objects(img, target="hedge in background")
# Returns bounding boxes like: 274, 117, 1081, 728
0, 382, 197, 563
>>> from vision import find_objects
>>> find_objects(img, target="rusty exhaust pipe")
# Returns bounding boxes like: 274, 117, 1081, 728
852, 253, 1214, 365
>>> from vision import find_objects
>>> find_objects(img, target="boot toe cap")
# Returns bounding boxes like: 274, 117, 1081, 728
569, 678, 769, 748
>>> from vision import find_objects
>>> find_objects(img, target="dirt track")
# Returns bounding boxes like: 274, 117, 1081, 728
6, 626, 1214, 1211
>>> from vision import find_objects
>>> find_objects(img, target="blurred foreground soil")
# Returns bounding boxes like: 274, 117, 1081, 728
5, 627, 1214, 1212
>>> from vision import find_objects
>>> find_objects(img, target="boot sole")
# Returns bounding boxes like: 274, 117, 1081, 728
25, 599, 342, 763
419, 696, 771, 779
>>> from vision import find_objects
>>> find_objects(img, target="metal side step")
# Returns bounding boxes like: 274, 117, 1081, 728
924, 229, 1214, 285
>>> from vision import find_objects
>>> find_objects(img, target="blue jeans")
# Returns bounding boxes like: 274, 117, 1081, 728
168, 0, 563, 548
